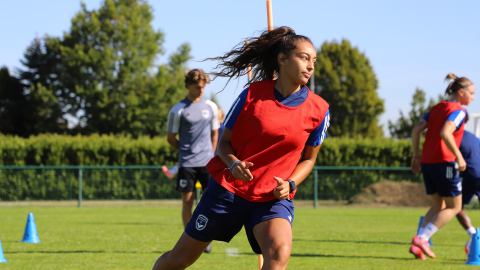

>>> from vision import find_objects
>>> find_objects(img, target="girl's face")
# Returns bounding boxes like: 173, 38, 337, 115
460, 84, 475, 105
279, 41, 316, 85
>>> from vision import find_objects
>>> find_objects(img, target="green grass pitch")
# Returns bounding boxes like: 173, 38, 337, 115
0, 204, 477, 269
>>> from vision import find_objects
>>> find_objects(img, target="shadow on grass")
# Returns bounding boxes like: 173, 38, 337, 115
293, 238, 409, 246
290, 253, 465, 263
81, 222, 169, 226
293, 238, 463, 248
291, 253, 410, 261
4, 250, 168, 254
4, 250, 107, 254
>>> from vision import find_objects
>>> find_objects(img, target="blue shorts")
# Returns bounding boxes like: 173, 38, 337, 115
461, 174, 480, 205
421, 162, 462, 197
185, 179, 294, 254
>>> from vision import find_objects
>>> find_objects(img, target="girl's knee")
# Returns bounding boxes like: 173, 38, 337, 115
266, 243, 291, 265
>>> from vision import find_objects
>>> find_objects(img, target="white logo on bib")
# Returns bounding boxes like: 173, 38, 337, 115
202, 110, 210, 119
196, 214, 208, 230
179, 179, 188, 188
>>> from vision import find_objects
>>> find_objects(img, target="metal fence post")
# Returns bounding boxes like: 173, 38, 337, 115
314, 169, 318, 209
78, 168, 83, 208
68, 174, 72, 200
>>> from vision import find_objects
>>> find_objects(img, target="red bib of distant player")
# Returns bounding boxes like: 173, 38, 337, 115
206, 80, 329, 202
421, 101, 465, 164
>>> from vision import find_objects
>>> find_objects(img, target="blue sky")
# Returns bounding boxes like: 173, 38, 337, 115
1, 0, 479, 135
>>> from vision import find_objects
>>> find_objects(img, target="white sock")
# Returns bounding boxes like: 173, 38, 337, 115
419, 223, 438, 240
467, 227, 476, 237
418, 227, 425, 237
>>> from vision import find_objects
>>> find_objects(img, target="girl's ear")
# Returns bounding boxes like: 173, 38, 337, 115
458, 88, 465, 97
278, 53, 287, 66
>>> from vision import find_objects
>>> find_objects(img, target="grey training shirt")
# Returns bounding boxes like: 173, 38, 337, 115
167, 98, 219, 167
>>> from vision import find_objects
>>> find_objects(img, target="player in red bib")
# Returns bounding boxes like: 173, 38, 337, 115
409, 73, 475, 260
152, 27, 329, 270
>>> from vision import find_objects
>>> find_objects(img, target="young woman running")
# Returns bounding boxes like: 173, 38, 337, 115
410, 73, 475, 260
152, 26, 330, 270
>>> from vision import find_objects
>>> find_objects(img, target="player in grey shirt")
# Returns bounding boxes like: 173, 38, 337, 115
166, 69, 219, 253
167, 98, 219, 167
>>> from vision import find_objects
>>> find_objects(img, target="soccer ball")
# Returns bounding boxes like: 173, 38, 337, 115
466, 238, 472, 255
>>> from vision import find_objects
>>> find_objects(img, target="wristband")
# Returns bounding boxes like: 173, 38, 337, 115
228, 160, 241, 178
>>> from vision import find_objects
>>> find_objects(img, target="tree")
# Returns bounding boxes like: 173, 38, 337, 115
2, 0, 191, 137
55, 0, 190, 137
314, 39, 384, 138
388, 88, 444, 138
0, 66, 26, 135
148, 43, 192, 136
17, 37, 69, 135
58, 0, 163, 135
0, 37, 68, 137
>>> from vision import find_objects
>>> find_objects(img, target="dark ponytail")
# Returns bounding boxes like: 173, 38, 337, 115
205, 26, 312, 87
445, 73, 473, 95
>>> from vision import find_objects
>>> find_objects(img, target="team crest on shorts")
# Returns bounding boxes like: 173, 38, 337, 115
179, 179, 188, 188
196, 214, 208, 231
202, 110, 210, 119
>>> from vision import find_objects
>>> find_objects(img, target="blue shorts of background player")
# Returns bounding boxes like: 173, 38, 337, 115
185, 178, 294, 254
421, 162, 462, 197
462, 175, 480, 205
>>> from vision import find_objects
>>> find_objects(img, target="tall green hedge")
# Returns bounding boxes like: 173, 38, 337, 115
318, 137, 413, 167
0, 134, 417, 201
0, 134, 178, 166
0, 134, 413, 166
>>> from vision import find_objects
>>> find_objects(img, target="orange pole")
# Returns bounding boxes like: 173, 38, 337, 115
266, 0, 275, 81
266, 0, 273, 31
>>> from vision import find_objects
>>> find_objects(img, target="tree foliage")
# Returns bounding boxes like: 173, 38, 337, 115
18, 37, 69, 135
314, 39, 384, 138
58, 0, 188, 136
0, 37, 68, 137
1, 0, 191, 137
388, 88, 444, 138
0, 67, 26, 135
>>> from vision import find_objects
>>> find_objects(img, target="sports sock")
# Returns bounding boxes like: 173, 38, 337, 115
467, 227, 476, 237
419, 223, 438, 241
418, 226, 425, 236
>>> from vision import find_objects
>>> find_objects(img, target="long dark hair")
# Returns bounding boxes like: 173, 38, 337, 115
206, 26, 313, 87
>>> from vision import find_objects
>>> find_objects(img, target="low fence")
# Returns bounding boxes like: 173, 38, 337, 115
0, 166, 423, 208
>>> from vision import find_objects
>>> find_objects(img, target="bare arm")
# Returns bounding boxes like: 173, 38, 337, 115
167, 132, 179, 151
273, 144, 321, 200
440, 120, 466, 171
411, 119, 428, 174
